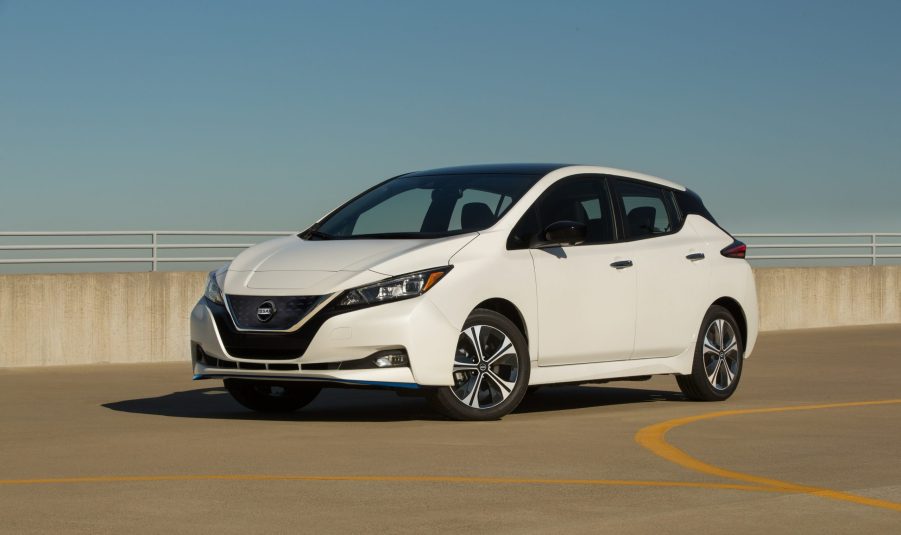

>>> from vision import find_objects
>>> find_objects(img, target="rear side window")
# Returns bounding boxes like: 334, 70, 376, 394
614, 180, 676, 239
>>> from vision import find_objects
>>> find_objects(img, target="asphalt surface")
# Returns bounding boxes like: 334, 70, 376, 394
1, 325, 899, 534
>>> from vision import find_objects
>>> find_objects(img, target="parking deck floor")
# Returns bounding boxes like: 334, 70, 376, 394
1, 325, 899, 533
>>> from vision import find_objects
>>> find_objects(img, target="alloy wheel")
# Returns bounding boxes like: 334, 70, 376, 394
702, 318, 740, 391
451, 324, 520, 409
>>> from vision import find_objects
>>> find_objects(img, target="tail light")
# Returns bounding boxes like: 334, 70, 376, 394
721, 240, 747, 259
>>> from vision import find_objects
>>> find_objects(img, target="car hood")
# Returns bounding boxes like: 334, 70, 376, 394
223, 233, 477, 294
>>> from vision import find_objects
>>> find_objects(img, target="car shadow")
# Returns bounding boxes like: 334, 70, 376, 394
515, 385, 684, 414
534, 246, 568, 259
103, 387, 439, 422
103, 384, 685, 422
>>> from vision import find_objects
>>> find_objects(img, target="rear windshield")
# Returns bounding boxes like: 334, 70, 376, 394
307, 174, 541, 239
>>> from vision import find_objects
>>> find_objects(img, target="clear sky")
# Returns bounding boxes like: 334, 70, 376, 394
1, 0, 899, 233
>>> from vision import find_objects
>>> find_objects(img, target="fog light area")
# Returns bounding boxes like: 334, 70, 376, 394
374, 353, 408, 368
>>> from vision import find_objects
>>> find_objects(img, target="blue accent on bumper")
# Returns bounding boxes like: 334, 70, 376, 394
339, 378, 420, 390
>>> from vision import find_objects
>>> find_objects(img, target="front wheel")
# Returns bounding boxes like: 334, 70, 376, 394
677, 305, 744, 401
427, 309, 530, 421
224, 379, 321, 413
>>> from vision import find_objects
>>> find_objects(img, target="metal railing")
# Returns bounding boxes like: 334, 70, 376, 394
0, 231, 900, 271
734, 233, 901, 266
0, 231, 294, 271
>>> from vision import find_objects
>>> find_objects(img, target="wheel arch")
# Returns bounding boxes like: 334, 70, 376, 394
711, 297, 747, 349
473, 298, 529, 344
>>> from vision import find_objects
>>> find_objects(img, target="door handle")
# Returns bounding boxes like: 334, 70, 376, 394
686, 253, 705, 261
610, 260, 634, 269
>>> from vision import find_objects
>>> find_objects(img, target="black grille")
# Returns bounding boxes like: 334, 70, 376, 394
208, 298, 333, 360
226, 295, 325, 331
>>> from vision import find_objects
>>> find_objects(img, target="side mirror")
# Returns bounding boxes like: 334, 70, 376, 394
539, 220, 587, 247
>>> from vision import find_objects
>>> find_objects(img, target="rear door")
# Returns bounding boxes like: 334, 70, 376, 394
515, 175, 637, 365
610, 178, 710, 359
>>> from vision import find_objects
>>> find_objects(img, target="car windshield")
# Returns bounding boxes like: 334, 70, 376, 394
306, 173, 542, 239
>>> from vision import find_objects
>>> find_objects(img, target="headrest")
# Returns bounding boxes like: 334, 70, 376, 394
628, 206, 656, 236
461, 202, 496, 230
546, 198, 589, 224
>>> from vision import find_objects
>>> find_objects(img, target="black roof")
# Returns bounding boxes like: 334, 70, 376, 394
404, 163, 571, 177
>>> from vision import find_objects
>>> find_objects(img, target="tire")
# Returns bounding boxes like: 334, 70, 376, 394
427, 309, 530, 421
677, 305, 744, 401
224, 379, 321, 413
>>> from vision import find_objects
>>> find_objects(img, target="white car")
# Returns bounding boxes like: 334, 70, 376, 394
191, 164, 758, 420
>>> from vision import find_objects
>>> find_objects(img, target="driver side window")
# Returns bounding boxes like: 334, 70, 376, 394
507, 176, 614, 249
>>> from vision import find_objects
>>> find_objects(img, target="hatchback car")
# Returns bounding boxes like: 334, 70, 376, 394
191, 164, 758, 420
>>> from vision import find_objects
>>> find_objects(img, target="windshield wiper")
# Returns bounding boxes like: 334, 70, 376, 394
307, 230, 334, 240
299, 226, 335, 240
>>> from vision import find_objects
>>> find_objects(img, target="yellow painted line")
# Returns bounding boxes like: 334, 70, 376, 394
0, 473, 780, 493
635, 399, 901, 513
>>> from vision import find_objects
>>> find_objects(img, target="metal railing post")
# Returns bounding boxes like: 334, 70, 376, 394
872, 233, 877, 266
151, 232, 158, 272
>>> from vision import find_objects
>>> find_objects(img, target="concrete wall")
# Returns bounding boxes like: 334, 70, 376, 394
755, 266, 901, 331
1, 267, 899, 367
0, 272, 206, 367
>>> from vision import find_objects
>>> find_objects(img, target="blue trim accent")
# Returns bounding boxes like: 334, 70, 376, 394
338, 378, 420, 390
193, 373, 420, 390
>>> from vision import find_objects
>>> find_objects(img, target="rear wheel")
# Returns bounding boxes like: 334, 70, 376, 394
677, 305, 744, 401
224, 379, 321, 413
427, 309, 530, 421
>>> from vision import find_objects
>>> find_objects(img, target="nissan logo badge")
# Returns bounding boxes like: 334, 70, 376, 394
256, 301, 277, 323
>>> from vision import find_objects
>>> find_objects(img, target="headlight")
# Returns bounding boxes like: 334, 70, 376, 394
336, 266, 452, 309
204, 270, 225, 305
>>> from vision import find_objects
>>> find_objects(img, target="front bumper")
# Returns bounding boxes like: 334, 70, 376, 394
190, 294, 460, 387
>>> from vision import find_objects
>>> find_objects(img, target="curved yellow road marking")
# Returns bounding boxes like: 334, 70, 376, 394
635, 399, 901, 512
4, 399, 898, 512
0, 474, 778, 493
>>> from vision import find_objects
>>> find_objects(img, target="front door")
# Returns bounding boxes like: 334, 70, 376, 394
516, 175, 637, 366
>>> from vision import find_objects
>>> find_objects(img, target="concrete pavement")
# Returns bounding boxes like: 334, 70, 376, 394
1, 325, 899, 533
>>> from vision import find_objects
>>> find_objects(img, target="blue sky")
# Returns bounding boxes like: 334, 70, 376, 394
1, 0, 900, 232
